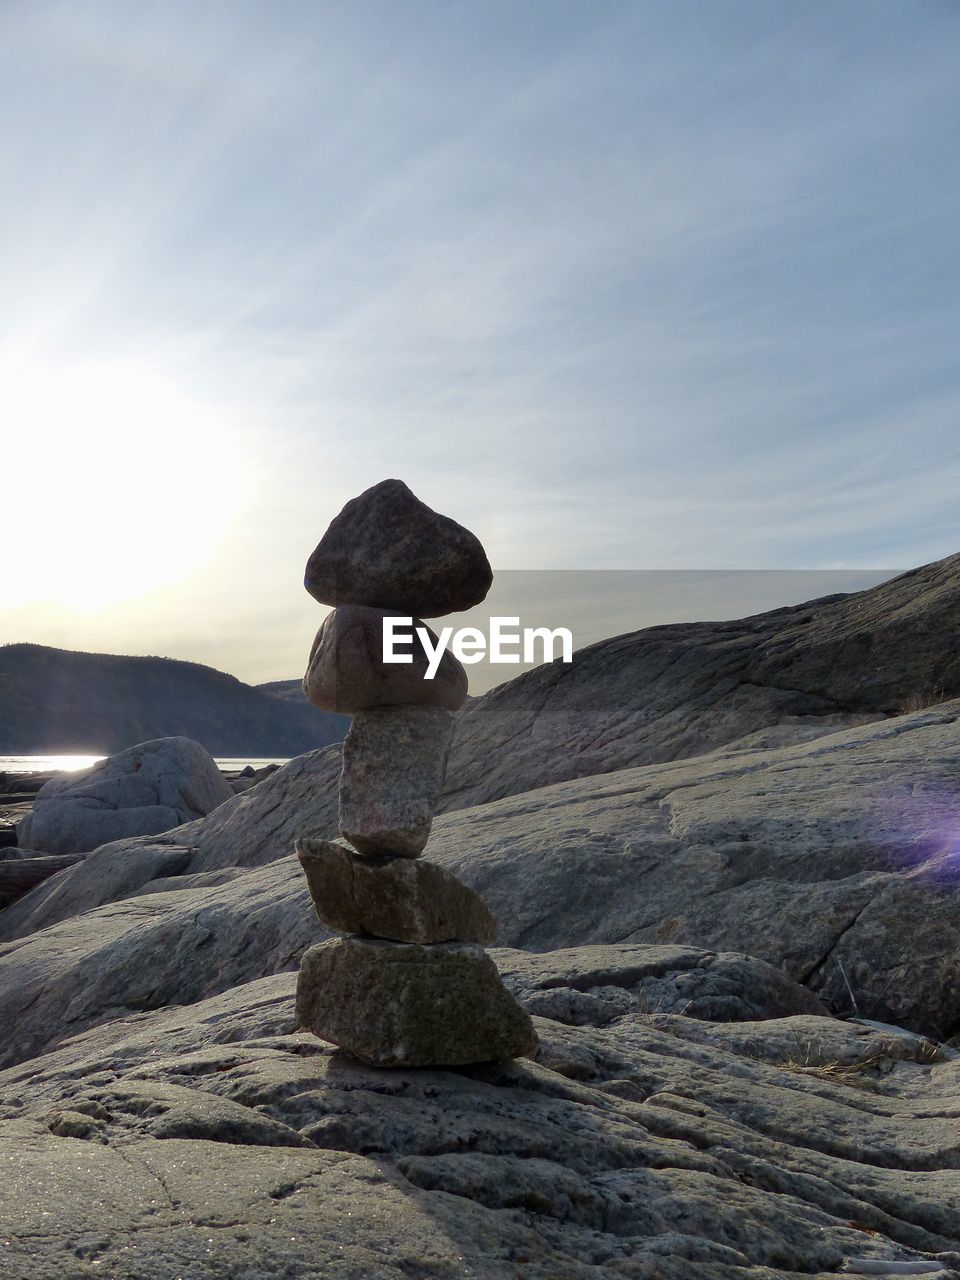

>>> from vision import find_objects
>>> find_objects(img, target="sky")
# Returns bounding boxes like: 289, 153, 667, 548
1, 0, 958, 686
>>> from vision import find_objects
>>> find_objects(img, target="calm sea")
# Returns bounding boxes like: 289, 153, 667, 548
0, 755, 290, 774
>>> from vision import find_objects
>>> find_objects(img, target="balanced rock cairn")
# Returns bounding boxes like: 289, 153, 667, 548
294, 479, 537, 1068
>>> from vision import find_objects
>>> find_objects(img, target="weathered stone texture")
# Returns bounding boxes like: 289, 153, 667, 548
17, 737, 233, 855
339, 705, 454, 857
296, 935, 537, 1067
303, 604, 467, 713
297, 837, 496, 943
304, 478, 492, 617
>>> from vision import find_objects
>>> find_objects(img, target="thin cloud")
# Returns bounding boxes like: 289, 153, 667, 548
0, 1, 957, 676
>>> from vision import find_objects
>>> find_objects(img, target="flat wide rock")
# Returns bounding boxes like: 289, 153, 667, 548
296, 836, 497, 943
304, 478, 493, 617
339, 705, 454, 857
303, 604, 467, 713
2, 961, 958, 1278
297, 935, 537, 1067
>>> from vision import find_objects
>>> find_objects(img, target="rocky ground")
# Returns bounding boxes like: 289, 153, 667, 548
0, 762, 277, 904
4, 702, 960, 1053
442, 551, 960, 810
3, 556, 960, 1277
0, 770, 49, 841
1, 946, 957, 1279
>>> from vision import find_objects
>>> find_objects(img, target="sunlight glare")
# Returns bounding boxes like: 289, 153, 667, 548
2, 358, 249, 610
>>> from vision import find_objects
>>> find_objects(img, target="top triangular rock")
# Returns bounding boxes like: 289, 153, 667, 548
304, 479, 493, 617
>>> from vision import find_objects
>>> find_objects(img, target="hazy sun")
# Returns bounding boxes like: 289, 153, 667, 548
3, 358, 248, 610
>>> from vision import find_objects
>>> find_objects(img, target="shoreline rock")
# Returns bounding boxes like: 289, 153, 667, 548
0, 851, 87, 908
17, 738, 233, 855
0, 947, 956, 1278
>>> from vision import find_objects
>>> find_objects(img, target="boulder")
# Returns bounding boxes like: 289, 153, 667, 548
296, 836, 497, 943
304, 478, 492, 617
339, 705, 453, 857
0, 952, 958, 1278
296, 935, 537, 1066
303, 604, 467, 713
0, 745, 344, 943
442, 551, 960, 811
16, 737, 233, 855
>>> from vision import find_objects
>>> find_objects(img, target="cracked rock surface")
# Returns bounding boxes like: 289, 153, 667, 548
4, 706, 960, 1042
0, 948, 957, 1279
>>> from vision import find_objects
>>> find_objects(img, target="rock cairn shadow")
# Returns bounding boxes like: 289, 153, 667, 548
295, 478, 537, 1068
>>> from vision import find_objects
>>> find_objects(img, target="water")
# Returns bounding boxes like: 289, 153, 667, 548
0, 755, 290, 775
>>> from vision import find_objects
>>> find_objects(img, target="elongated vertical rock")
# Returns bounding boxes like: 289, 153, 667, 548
339, 705, 454, 857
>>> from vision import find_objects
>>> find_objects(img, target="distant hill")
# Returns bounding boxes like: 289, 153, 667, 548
256, 679, 311, 705
0, 644, 348, 756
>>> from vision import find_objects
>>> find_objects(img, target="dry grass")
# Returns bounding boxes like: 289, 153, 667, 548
777, 1053, 888, 1091
897, 686, 948, 715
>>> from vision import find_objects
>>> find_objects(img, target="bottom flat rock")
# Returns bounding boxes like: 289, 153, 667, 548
297, 935, 537, 1067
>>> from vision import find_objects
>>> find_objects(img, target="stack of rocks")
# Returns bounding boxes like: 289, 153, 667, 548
294, 479, 537, 1068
